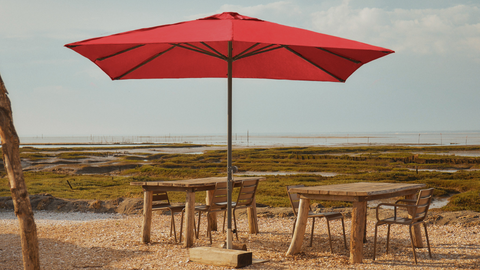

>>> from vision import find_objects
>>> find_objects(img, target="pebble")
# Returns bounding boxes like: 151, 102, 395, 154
1, 211, 479, 269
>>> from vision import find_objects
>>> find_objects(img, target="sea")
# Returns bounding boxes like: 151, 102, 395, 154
19, 131, 480, 148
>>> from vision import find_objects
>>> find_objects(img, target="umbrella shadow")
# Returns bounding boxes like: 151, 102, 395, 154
0, 233, 147, 270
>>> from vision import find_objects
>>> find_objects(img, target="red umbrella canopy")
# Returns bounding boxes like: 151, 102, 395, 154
65, 12, 393, 82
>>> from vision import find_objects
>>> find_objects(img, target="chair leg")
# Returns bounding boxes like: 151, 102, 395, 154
409, 224, 418, 264
207, 212, 212, 244
179, 210, 184, 243
169, 213, 173, 237
193, 212, 197, 236
423, 222, 432, 258
196, 212, 202, 239
326, 219, 333, 253
223, 212, 226, 233
341, 218, 347, 250
386, 224, 391, 254
171, 211, 177, 243
309, 217, 315, 247
373, 223, 379, 261
233, 210, 239, 240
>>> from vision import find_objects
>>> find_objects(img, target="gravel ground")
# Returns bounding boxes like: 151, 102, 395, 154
1, 210, 479, 269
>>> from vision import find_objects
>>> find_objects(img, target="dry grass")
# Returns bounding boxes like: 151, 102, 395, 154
1, 210, 479, 269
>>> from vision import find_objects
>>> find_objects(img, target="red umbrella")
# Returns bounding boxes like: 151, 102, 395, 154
65, 11, 394, 248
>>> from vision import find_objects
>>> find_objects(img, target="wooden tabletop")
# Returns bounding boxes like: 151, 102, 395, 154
289, 182, 425, 198
130, 176, 265, 188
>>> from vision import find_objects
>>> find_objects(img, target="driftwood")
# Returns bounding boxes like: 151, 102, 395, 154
0, 73, 40, 269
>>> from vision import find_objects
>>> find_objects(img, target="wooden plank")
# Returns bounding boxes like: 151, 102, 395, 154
184, 190, 195, 248
350, 200, 367, 264
300, 194, 360, 202
189, 247, 252, 268
141, 190, 153, 243
286, 198, 310, 256
290, 182, 425, 197
131, 176, 265, 187
364, 189, 421, 201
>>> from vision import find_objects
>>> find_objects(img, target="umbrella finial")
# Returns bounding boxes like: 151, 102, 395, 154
200, 12, 262, 21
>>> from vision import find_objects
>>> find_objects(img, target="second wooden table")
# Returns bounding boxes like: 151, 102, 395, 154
285, 182, 426, 263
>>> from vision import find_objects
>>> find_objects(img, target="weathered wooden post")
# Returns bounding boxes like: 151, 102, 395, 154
0, 73, 40, 270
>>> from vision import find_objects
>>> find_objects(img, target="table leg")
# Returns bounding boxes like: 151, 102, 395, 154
286, 198, 310, 256
141, 190, 153, 243
184, 190, 195, 248
350, 200, 367, 264
247, 196, 259, 234
206, 190, 217, 231
406, 194, 423, 248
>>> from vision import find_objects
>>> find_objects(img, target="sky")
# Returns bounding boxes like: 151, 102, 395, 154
0, 0, 479, 137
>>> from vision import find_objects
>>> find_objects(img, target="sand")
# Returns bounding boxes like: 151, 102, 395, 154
1, 209, 479, 270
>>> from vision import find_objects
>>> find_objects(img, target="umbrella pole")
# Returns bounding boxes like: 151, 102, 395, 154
226, 41, 233, 249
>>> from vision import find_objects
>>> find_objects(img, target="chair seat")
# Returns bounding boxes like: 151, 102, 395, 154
152, 204, 184, 212
194, 205, 209, 211
194, 202, 234, 212
168, 205, 186, 212
309, 211, 344, 220
379, 216, 413, 225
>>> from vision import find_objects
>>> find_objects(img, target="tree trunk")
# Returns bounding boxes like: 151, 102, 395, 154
0, 73, 40, 270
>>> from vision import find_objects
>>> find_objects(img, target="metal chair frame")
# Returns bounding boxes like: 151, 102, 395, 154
193, 182, 230, 244
232, 179, 260, 240
151, 191, 185, 243
287, 185, 347, 253
373, 188, 434, 264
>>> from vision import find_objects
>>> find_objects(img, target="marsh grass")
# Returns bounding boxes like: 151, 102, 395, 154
1, 145, 479, 210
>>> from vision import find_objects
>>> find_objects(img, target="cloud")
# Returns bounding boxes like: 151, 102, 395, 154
310, 1, 480, 57
217, 1, 302, 17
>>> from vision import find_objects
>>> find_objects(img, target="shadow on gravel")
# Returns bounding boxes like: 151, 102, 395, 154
0, 233, 146, 270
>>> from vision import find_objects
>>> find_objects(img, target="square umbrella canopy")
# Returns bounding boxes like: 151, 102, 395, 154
65, 12, 394, 249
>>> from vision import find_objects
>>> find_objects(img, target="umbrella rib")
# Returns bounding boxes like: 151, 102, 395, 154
174, 43, 226, 60
234, 44, 283, 60
317, 47, 361, 64
283, 46, 345, 82
233, 43, 260, 60
113, 45, 177, 80
96, 44, 145, 61
200, 42, 227, 59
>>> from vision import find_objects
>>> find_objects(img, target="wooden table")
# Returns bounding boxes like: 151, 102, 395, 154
131, 176, 265, 247
285, 182, 426, 263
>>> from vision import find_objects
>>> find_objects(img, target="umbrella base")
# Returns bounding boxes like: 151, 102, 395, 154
189, 247, 252, 268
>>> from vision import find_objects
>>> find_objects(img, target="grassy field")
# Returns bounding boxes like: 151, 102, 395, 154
1, 144, 480, 211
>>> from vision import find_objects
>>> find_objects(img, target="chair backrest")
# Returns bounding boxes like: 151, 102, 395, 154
151, 191, 171, 210
210, 181, 229, 210
235, 179, 259, 208
287, 185, 305, 217
412, 188, 434, 222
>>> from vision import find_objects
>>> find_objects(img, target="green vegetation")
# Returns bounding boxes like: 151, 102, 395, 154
1, 144, 479, 210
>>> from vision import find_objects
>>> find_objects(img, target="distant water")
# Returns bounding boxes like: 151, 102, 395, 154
19, 132, 480, 148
